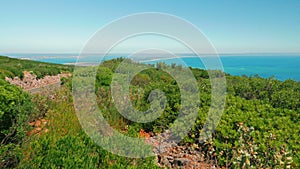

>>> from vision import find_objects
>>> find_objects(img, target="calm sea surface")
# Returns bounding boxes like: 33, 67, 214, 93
6, 53, 300, 81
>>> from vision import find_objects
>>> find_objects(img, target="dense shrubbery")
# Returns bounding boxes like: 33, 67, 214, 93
95, 58, 300, 168
0, 79, 34, 168
1, 57, 299, 168
0, 80, 33, 142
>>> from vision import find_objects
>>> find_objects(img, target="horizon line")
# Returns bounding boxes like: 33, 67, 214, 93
2, 52, 300, 55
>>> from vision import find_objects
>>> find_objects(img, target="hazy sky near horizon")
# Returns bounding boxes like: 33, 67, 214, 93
1, 0, 300, 54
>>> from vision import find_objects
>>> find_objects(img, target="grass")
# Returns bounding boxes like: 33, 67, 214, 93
18, 84, 159, 169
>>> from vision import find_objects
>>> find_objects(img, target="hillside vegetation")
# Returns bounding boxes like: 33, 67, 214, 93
0, 56, 73, 79
0, 57, 299, 168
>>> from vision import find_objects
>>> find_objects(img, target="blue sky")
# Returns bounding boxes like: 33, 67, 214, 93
0, 0, 300, 54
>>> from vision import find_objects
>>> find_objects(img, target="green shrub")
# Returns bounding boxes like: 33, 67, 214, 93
0, 80, 33, 143
0, 80, 34, 168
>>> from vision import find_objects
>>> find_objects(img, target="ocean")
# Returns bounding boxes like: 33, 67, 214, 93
5, 53, 300, 81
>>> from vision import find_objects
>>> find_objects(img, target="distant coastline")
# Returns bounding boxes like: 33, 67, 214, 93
2, 53, 300, 81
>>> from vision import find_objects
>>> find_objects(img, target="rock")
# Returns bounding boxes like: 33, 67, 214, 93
174, 158, 190, 166
26, 127, 42, 136
144, 129, 216, 168
28, 121, 35, 126
26, 130, 35, 136
5, 71, 71, 91
161, 157, 172, 168
41, 119, 48, 125
34, 120, 42, 127
138, 129, 151, 138
43, 128, 49, 133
